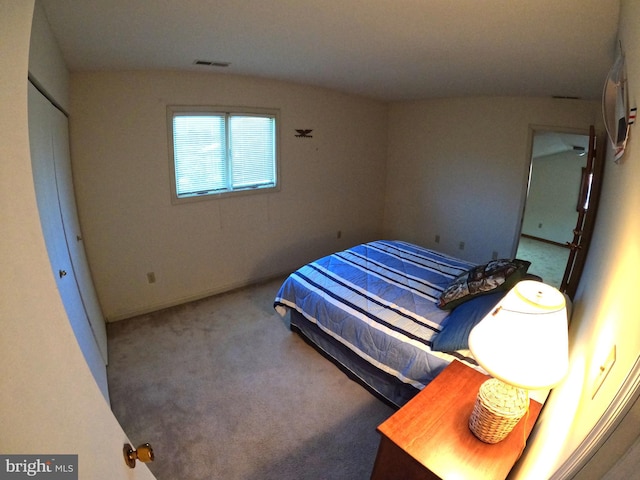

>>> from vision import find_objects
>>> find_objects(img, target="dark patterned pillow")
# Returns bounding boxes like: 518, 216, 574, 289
437, 259, 530, 310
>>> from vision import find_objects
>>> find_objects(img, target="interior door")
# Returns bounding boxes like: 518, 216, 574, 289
28, 82, 109, 400
560, 126, 605, 299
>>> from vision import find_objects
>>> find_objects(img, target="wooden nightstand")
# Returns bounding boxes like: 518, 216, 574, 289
370, 360, 542, 480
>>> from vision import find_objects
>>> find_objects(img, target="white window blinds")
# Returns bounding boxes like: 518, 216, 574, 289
170, 108, 278, 200
173, 114, 227, 195
229, 115, 276, 189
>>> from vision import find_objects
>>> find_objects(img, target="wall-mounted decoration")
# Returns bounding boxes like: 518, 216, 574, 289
602, 47, 629, 162
295, 129, 313, 138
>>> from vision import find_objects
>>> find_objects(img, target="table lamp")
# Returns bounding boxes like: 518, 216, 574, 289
467, 280, 569, 443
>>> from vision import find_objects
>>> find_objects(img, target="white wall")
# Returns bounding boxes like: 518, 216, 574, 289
0, 1, 154, 478
384, 97, 600, 262
521, 150, 584, 244
10, 0, 640, 477
23, 0, 640, 477
382, 91, 639, 478
69, 71, 388, 320
512, 0, 640, 476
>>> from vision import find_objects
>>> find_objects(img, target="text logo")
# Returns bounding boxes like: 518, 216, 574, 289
0, 456, 77, 479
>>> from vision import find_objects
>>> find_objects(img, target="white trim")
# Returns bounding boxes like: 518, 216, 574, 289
550, 355, 640, 479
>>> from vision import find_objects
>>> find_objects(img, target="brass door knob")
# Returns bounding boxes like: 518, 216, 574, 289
123, 443, 154, 468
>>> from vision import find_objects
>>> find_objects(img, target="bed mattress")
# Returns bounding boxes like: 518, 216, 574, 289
274, 240, 485, 407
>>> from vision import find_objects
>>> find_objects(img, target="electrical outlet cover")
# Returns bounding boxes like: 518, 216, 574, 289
592, 345, 616, 399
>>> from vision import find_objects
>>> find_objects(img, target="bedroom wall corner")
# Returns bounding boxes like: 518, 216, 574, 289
383, 96, 601, 264
69, 72, 389, 320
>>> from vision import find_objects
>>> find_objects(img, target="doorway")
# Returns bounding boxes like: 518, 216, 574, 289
516, 127, 603, 296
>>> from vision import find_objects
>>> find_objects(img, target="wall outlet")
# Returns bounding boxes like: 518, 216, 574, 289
146, 272, 156, 284
435, 234, 440, 243
459, 241, 465, 250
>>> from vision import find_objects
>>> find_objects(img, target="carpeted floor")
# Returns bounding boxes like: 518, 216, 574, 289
516, 236, 570, 288
107, 277, 394, 480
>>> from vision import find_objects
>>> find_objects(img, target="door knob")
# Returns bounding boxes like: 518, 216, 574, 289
123, 443, 154, 468
59, 269, 67, 278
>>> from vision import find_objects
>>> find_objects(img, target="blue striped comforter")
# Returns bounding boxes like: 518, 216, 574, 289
274, 240, 480, 392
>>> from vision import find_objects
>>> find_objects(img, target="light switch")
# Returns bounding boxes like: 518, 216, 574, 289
592, 345, 616, 399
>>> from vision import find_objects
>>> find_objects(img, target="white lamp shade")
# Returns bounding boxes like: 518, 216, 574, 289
468, 280, 569, 390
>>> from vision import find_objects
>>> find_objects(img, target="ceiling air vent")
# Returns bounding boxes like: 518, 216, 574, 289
193, 60, 231, 68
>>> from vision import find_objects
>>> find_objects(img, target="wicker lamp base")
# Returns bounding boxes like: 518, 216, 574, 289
469, 378, 528, 444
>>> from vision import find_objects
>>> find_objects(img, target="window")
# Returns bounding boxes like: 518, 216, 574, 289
168, 106, 278, 202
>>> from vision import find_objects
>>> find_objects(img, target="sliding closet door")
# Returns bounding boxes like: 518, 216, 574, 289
28, 82, 109, 401
50, 100, 108, 361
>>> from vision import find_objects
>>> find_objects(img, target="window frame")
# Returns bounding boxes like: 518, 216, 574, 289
167, 105, 280, 204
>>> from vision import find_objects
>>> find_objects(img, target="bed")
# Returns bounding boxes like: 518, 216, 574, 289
273, 240, 531, 408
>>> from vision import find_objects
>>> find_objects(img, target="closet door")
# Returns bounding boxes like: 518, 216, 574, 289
50, 100, 108, 361
28, 82, 109, 401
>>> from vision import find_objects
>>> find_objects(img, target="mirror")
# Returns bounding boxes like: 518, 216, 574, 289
516, 130, 590, 288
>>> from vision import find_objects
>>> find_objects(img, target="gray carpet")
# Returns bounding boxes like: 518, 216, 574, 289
516, 236, 570, 288
107, 277, 394, 480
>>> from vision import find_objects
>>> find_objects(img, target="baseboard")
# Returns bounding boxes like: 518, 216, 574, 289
105, 271, 289, 322
521, 233, 570, 249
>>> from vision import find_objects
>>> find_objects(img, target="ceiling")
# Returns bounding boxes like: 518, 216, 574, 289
532, 131, 590, 159
40, 0, 621, 102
